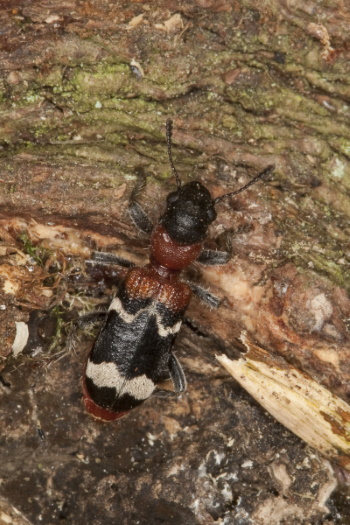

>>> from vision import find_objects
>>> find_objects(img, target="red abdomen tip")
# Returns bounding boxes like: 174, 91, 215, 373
82, 378, 129, 422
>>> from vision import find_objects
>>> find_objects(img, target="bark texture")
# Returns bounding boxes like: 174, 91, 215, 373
0, 1, 350, 524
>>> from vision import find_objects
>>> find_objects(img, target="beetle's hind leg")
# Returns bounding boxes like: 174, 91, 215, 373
168, 353, 187, 393
66, 310, 107, 351
153, 353, 187, 398
76, 310, 107, 327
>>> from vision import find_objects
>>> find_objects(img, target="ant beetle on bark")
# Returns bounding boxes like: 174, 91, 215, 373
82, 119, 274, 421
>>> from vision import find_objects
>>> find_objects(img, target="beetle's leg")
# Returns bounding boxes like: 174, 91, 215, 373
197, 233, 232, 266
168, 353, 187, 393
76, 311, 107, 327
128, 175, 154, 234
196, 249, 230, 266
188, 282, 221, 309
152, 390, 177, 399
66, 310, 107, 351
89, 251, 135, 268
153, 353, 187, 395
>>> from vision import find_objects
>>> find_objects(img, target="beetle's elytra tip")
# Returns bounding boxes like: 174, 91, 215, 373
82, 378, 129, 422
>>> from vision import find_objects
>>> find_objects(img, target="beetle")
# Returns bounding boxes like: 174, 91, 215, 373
82, 119, 274, 421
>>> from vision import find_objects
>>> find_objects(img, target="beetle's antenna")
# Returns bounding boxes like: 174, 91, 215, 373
166, 119, 181, 189
214, 165, 274, 204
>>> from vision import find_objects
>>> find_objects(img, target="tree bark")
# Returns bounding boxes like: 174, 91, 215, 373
0, 1, 349, 524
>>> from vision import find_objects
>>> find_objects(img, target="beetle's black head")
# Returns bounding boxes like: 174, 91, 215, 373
160, 180, 217, 245
162, 119, 274, 245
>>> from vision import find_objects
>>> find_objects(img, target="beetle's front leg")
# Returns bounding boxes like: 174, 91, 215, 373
128, 174, 154, 234
197, 232, 232, 266
196, 249, 230, 266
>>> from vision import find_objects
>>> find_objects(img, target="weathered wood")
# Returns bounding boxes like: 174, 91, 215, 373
0, 1, 350, 523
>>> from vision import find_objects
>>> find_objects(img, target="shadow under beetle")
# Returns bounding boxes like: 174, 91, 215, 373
82, 119, 274, 421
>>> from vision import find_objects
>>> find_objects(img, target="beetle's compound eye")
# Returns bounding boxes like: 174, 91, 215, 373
167, 191, 179, 204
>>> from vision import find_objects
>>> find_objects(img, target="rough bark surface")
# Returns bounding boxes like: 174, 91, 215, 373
0, 1, 350, 524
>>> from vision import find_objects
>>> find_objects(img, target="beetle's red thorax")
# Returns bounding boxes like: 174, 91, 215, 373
150, 224, 202, 271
